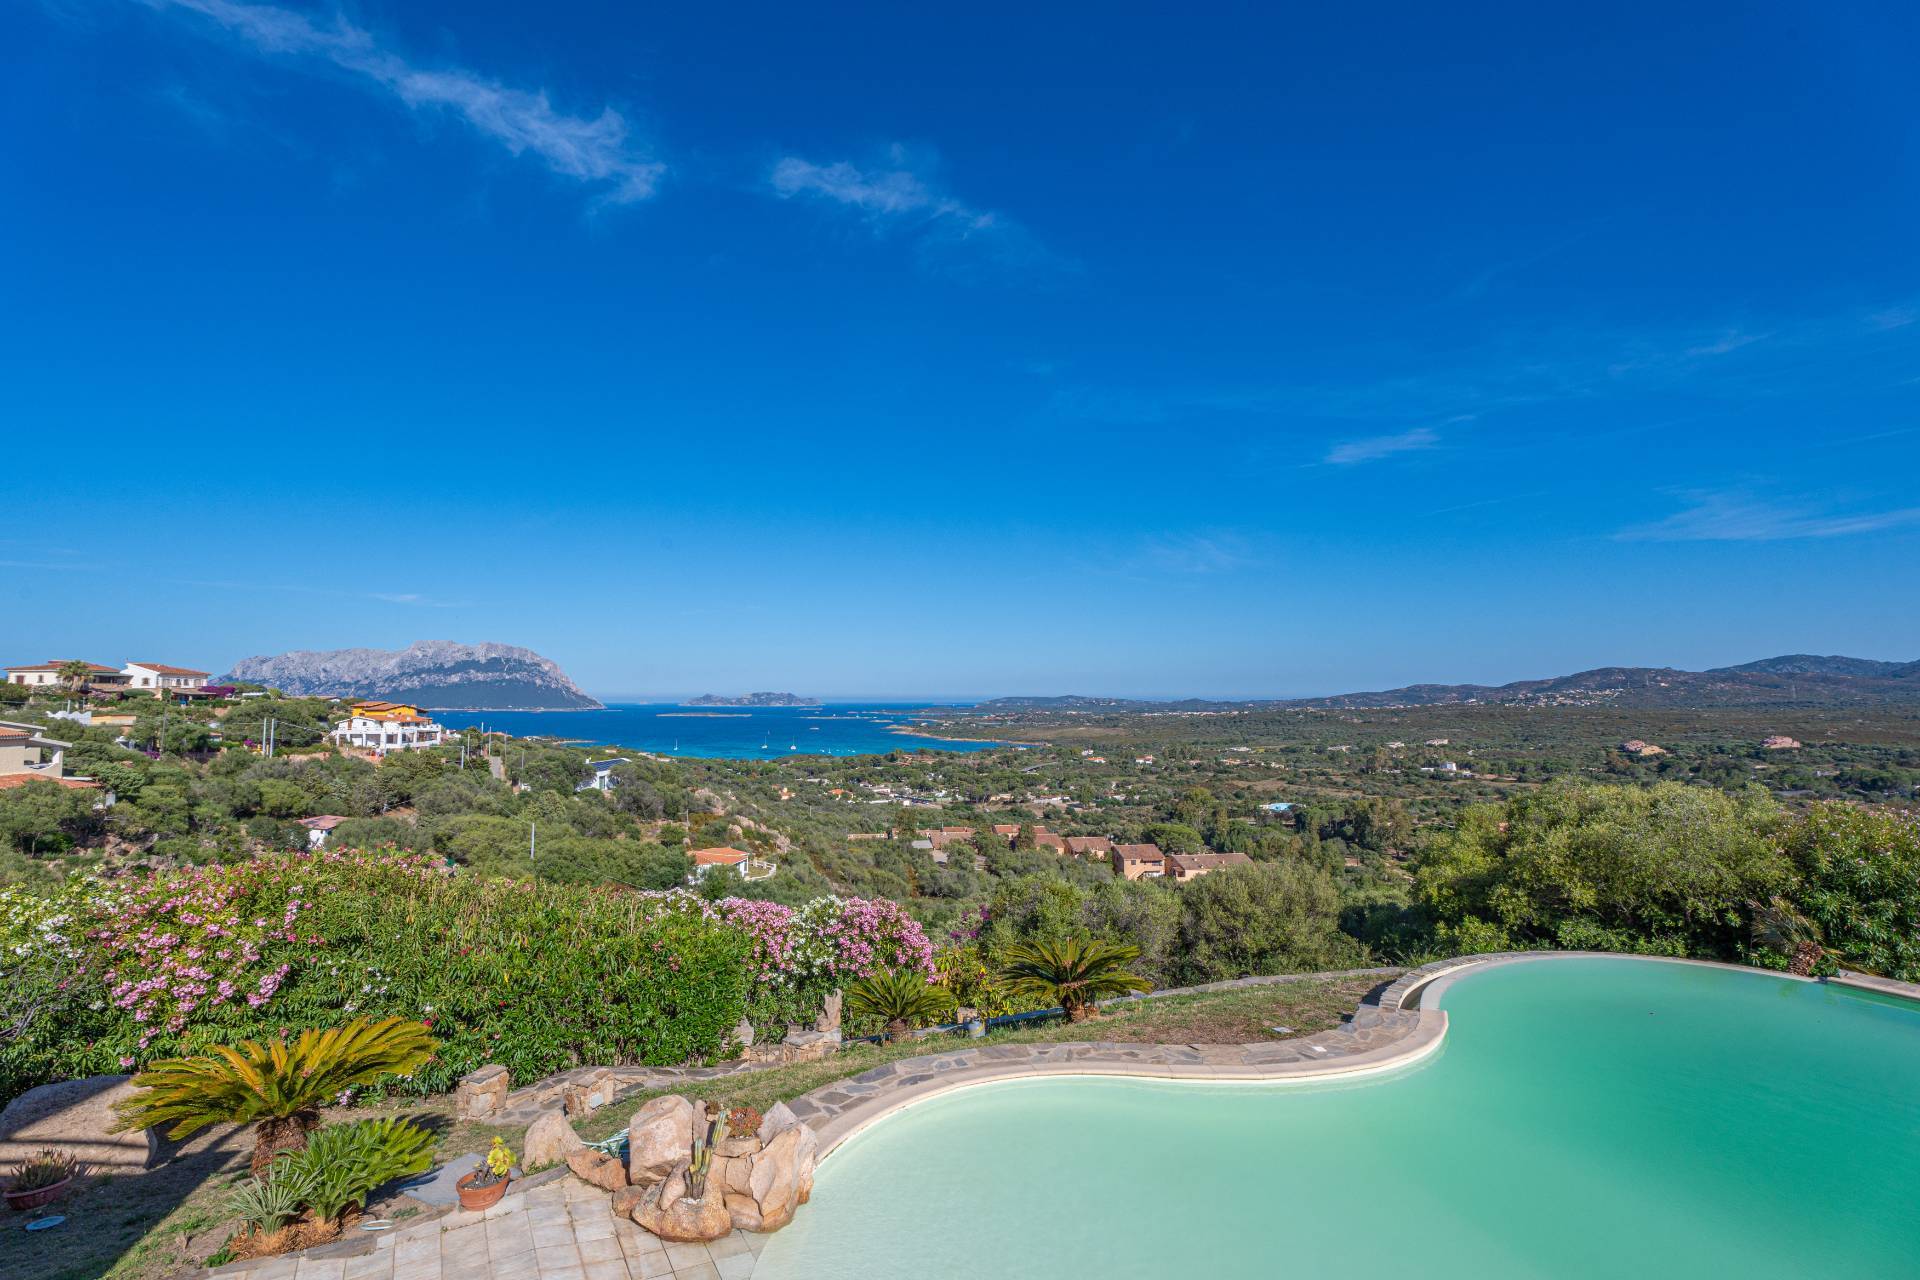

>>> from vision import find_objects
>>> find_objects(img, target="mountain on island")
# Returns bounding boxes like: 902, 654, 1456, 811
684, 692, 822, 707
223, 641, 603, 710
977, 654, 1920, 712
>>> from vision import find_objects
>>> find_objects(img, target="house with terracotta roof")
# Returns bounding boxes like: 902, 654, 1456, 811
689, 846, 776, 881
5, 660, 123, 689
1164, 850, 1254, 883
0, 721, 72, 780
122, 662, 211, 695
329, 701, 446, 753
1111, 842, 1167, 880
1063, 835, 1112, 859
1032, 828, 1067, 854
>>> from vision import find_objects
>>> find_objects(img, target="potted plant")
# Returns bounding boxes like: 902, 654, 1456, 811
5, 1150, 80, 1212
457, 1138, 513, 1211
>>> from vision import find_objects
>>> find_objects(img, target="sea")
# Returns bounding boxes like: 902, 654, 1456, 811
430, 702, 1004, 760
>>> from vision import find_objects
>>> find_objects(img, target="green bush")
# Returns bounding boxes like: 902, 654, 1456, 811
1414, 782, 1790, 959
274, 1117, 435, 1221
1785, 804, 1920, 980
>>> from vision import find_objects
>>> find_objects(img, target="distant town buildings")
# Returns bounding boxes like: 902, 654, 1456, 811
329, 701, 446, 754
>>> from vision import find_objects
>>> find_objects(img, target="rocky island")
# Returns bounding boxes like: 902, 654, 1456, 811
684, 692, 823, 707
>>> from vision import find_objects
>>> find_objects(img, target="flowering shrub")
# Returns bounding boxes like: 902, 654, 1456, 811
0, 855, 939, 1104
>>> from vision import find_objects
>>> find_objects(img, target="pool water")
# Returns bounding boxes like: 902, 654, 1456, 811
753, 958, 1920, 1279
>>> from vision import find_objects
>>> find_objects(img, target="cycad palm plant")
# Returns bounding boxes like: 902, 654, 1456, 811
845, 969, 955, 1042
998, 937, 1152, 1022
114, 1017, 436, 1176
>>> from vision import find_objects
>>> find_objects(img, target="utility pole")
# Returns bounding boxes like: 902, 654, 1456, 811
159, 702, 169, 757
529, 821, 537, 861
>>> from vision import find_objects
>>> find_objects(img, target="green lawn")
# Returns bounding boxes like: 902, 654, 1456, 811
576, 972, 1386, 1142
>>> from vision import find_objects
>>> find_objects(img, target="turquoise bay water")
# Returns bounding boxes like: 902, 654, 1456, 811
431, 702, 1002, 760
755, 958, 1920, 1279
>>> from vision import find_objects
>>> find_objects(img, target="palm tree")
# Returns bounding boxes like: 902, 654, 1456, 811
57, 660, 94, 695
999, 937, 1152, 1022
845, 969, 955, 1042
114, 1017, 437, 1176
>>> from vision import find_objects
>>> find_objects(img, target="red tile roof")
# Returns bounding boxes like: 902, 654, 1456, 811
690, 846, 749, 865
1113, 843, 1166, 863
5, 660, 116, 674
129, 663, 211, 677
0, 774, 100, 791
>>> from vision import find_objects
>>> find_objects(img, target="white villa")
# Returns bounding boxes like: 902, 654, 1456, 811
122, 662, 210, 694
329, 701, 446, 753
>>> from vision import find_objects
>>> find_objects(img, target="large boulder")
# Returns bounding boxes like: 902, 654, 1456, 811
725, 1192, 764, 1233
755, 1101, 800, 1145
746, 1123, 818, 1232
630, 1157, 732, 1243
626, 1095, 695, 1185
0, 1076, 157, 1174
566, 1147, 628, 1192
522, 1108, 584, 1170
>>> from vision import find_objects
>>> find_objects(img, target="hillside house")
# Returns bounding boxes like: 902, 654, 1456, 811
329, 701, 446, 753
0, 721, 70, 779
122, 662, 210, 694
298, 815, 348, 848
5, 660, 123, 688
579, 758, 632, 792
1762, 736, 1803, 750
1032, 828, 1067, 854
1063, 835, 1112, 859
1164, 851, 1254, 883
1112, 842, 1167, 880
1620, 739, 1668, 758
690, 846, 776, 881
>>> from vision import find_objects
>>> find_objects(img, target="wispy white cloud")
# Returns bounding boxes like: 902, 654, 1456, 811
1324, 427, 1440, 465
142, 0, 663, 202
1135, 533, 1252, 575
768, 145, 1064, 276
1616, 491, 1920, 542
770, 148, 995, 230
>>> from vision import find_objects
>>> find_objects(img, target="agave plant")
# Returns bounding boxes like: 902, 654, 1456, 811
226, 1173, 305, 1236
998, 937, 1152, 1021
8, 1149, 78, 1193
114, 1017, 436, 1176
272, 1117, 436, 1222
845, 969, 955, 1042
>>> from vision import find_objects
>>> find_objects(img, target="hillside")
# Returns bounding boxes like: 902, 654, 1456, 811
978, 654, 1920, 713
223, 641, 603, 709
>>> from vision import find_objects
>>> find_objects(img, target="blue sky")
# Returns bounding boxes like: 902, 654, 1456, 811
3, 1, 1918, 698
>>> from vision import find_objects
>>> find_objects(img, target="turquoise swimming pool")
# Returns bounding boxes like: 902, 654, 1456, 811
754, 957, 1920, 1279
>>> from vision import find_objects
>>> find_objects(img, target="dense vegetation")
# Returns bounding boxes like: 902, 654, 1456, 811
2, 685, 1917, 1111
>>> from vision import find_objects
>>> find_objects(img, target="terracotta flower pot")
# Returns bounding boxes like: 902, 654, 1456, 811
5, 1175, 74, 1213
456, 1170, 508, 1211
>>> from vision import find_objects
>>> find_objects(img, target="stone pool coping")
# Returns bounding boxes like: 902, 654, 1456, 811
796, 977, 1444, 1158
794, 950, 1920, 1160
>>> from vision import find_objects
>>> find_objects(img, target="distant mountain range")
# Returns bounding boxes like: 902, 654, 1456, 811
224, 641, 602, 710
979, 655, 1920, 712
684, 692, 822, 707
